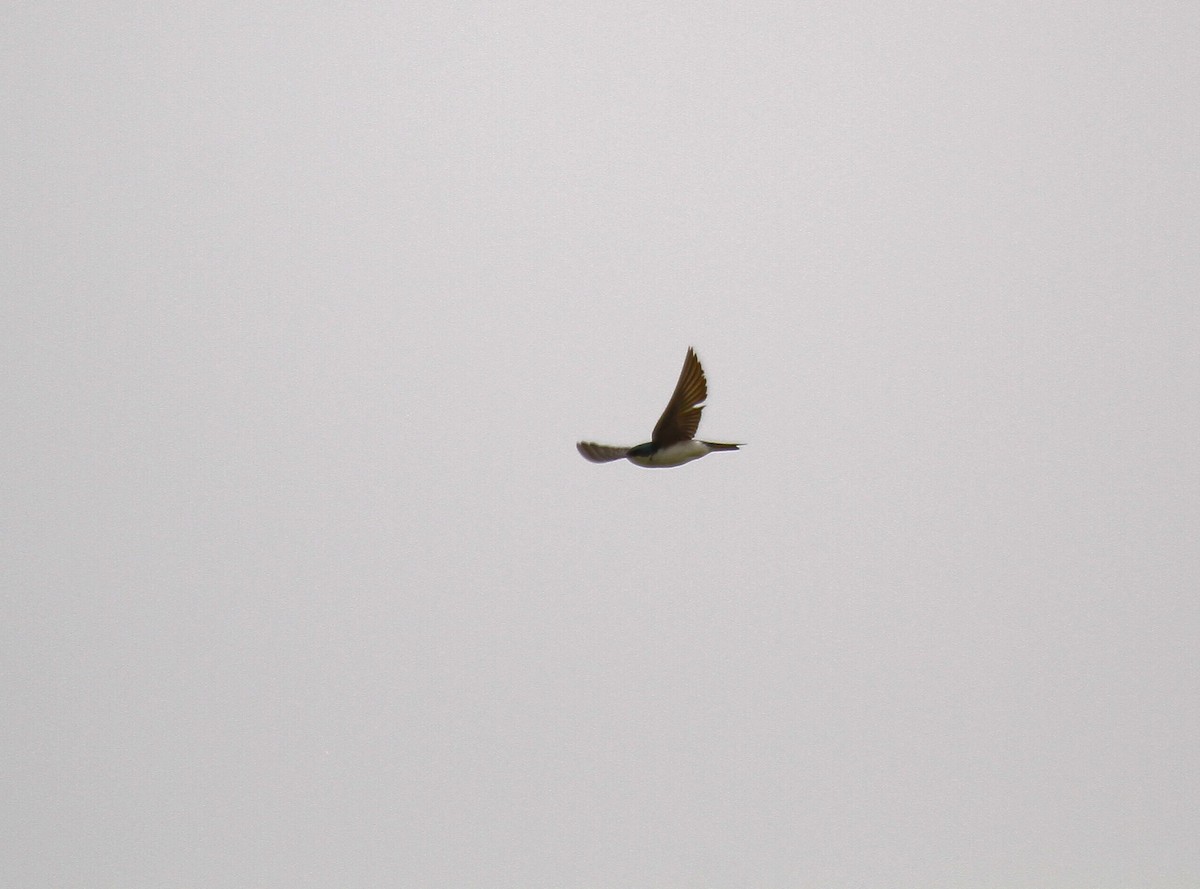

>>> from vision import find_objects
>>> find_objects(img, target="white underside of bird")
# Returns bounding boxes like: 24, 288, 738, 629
626, 440, 714, 467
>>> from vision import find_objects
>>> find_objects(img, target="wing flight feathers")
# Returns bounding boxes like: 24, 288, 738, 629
576, 442, 630, 463
651, 347, 708, 445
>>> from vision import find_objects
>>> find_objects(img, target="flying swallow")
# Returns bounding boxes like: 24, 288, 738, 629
577, 347, 743, 468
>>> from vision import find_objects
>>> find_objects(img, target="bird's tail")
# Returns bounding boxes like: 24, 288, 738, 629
701, 441, 742, 451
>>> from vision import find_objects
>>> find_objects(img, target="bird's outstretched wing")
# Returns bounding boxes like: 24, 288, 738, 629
651, 347, 707, 446
576, 442, 629, 463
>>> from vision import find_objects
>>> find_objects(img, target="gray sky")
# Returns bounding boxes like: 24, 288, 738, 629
4, 3, 1198, 887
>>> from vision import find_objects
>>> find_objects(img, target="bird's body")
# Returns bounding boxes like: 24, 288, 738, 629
576, 348, 743, 468
626, 439, 740, 468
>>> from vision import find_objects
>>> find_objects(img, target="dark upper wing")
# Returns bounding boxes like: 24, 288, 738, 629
651, 347, 708, 446
576, 442, 630, 463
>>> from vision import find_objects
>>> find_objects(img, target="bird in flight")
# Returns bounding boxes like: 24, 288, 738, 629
577, 347, 743, 468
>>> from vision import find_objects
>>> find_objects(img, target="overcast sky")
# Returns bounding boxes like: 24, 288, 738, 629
4, 3, 1199, 887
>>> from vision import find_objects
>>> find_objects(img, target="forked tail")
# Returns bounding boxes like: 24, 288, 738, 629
701, 441, 742, 451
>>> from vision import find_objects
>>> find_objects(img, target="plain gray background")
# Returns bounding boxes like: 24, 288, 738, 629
4, 3, 1198, 886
